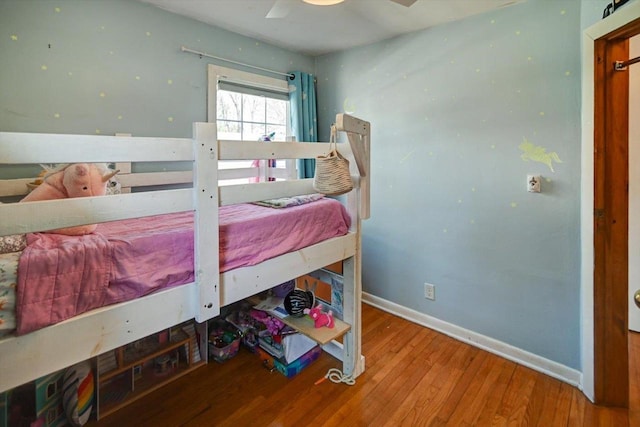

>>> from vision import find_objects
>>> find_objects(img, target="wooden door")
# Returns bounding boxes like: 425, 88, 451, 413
593, 17, 640, 407
628, 35, 640, 333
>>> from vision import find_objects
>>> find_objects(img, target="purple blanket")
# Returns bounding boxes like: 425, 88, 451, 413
16, 199, 350, 335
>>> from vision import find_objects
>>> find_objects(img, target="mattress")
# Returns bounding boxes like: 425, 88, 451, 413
6, 198, 350, 335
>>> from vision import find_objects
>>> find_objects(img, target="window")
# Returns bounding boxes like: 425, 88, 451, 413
216, 90, 287, 142
208, 65, 294, 183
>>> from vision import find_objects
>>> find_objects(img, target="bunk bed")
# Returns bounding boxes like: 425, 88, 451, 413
0, 113, 370, 393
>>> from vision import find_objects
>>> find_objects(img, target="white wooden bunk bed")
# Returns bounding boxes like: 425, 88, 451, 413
0, 113, 370, 393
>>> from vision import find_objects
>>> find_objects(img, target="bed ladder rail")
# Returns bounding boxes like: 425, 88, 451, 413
336, 113, 371, 220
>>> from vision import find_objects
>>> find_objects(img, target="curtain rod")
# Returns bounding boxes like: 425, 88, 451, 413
181, 46, 295, 79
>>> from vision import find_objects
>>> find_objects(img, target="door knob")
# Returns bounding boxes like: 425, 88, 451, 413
635, 290, 640, 309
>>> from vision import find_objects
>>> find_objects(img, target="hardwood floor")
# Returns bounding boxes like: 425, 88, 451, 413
90, 304, 636, 426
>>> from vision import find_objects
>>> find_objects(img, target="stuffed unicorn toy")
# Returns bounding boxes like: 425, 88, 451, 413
21, 163, 119, 235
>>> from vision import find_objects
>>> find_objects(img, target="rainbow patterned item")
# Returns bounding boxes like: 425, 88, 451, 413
63, 360, 94, 426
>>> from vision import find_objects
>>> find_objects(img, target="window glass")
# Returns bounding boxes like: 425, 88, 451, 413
266, 98, 286, 127
217, 119, 241, 140
266, 125, 287, 141
242, 94, 266, 124
217, 91, 241, 122
217, 92, 288, 142
217, 93, 289, 180
242, 122, 266, 141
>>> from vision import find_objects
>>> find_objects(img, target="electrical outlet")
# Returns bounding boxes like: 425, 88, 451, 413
424, 283, 435, 300
527, 174, 541, 193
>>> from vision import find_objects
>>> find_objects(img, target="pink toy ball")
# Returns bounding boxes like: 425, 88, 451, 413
284, 289, 315, 317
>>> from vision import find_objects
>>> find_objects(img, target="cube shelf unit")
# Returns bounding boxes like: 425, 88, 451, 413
95, 325, 205, 419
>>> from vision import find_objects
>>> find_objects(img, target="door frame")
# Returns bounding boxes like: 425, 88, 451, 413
582, 2, 640, 406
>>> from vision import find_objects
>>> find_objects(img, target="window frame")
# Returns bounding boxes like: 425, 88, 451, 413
207, 65, 290, 123
207, 65, 296, 183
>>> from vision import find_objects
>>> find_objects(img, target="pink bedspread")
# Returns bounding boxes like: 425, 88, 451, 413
16, 199, 350, 335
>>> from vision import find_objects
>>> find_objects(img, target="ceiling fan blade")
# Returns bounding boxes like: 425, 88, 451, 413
389, 0, 418, 6
266, 0, 292, 18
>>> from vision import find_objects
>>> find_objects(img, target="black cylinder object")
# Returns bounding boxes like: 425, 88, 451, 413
284, 289, 315, 317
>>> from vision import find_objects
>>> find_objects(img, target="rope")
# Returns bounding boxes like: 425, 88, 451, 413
315, 368, 356, 386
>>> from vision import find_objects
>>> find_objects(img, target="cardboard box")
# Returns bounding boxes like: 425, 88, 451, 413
257, 345, 322, 378
258, 332, 317, 364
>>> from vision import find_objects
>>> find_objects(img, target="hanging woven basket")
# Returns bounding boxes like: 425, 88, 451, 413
313, 125, 353, 195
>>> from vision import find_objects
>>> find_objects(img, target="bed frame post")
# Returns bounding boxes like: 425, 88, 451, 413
336, 113, 370, 220
342, 254, 365, 377
193, 122, 220, 322
336, 113, 370, 378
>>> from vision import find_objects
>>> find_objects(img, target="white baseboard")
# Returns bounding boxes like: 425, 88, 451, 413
362, 292, 583, 389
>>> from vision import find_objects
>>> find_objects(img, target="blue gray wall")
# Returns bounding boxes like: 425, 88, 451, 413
0, 0, 313, 138
316, 0, 585, 369
581, 0, 616, 30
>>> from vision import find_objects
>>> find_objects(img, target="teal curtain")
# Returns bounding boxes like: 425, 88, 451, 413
289, 71, 317, 179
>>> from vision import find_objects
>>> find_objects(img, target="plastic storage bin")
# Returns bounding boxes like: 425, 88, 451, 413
208, 319, 241, 363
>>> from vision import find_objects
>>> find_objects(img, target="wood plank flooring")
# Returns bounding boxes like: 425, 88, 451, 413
90, 304, 637, 426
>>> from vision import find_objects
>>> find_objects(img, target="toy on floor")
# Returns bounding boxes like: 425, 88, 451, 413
63, 360, 94, 427
250, 309, 285, 336
304, 305, 335, 329
20, 163, 119, 235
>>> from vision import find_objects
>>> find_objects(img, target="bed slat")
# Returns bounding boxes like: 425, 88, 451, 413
0, 189, 193, 236
219, 179, 316, 206
220, 234, 357, 306
119, 171, 193, 189
0, 283, 198, 393
0, 178, 35, 197
218, 140, 332, 160
0, 133, 193, 163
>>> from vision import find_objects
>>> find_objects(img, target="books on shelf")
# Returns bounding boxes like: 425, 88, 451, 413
252, 296, 288, 318
98, 351, 118, 375
182, 322, 201, 364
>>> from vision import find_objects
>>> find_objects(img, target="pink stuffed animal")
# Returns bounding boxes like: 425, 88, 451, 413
21, 163, 119, 235
304, 305, 335, 329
